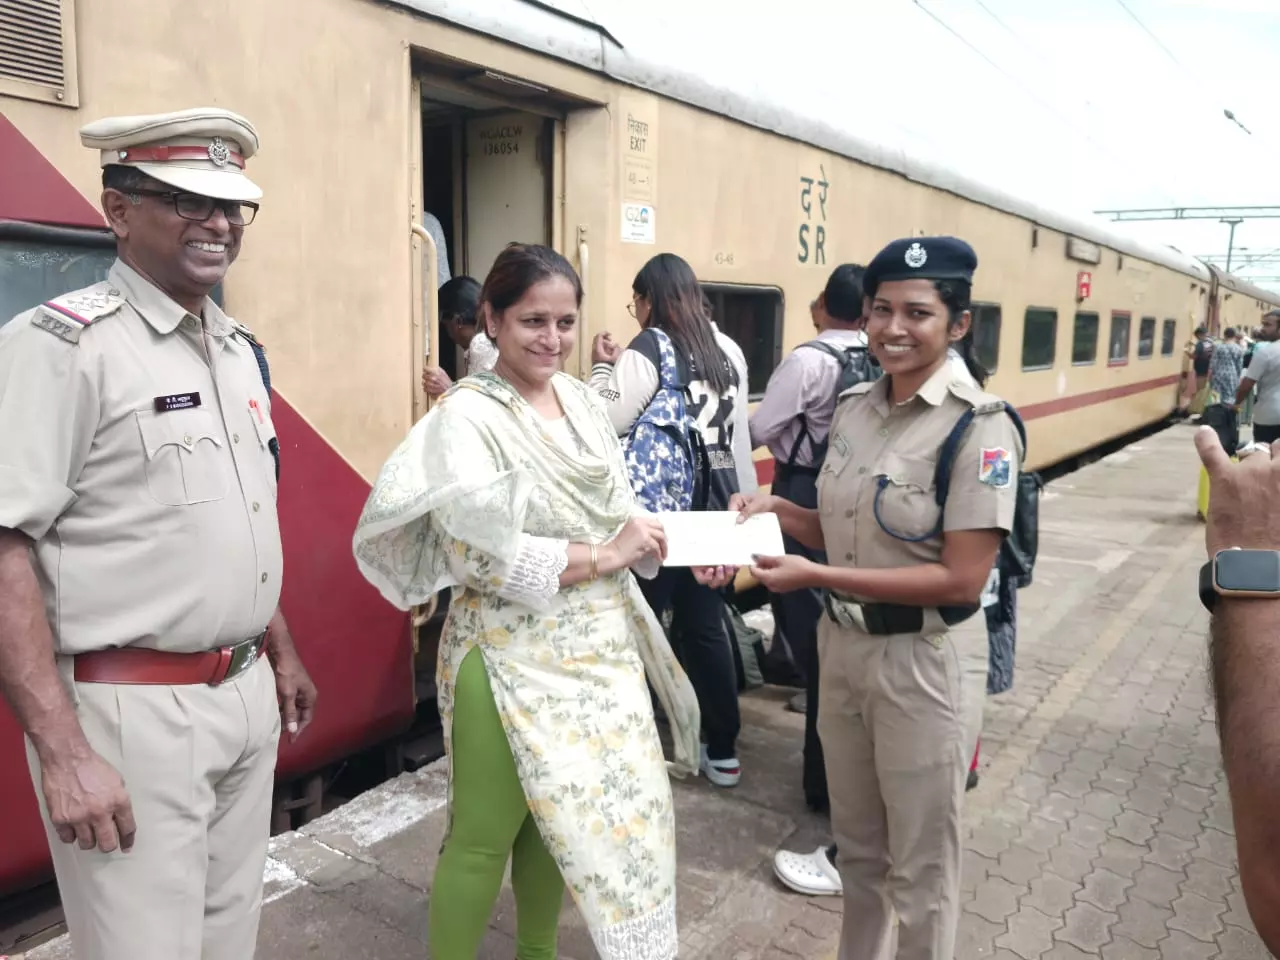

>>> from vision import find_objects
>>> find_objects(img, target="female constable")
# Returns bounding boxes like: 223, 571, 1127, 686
727, 236, 1022, 960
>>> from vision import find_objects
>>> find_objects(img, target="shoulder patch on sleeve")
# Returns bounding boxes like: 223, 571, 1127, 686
978, 446, 1013, 488
32, 284, 125, 343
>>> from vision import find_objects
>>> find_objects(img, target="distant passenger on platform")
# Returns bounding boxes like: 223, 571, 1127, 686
0, 108, 317, 960
353, 243, 700, 960
1233, 310, 1280, 444
588, 252, 753, 788
1188, 325, 1215, 415
1210, 327, 1245, 406
421, 275, 499, 397
729, 236, 1024, 960
748, 262, 875, 813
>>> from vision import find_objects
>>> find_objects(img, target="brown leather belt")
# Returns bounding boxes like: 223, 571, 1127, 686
73, 632, 268, 686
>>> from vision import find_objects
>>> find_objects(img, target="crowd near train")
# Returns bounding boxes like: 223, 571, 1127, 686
4, 1, 1280, 958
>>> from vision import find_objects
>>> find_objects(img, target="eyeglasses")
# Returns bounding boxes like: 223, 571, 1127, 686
626, 301, 637, 319
128, 188, 259, 226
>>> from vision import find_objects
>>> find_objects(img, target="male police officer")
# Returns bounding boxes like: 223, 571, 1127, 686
0, 108, 317, 960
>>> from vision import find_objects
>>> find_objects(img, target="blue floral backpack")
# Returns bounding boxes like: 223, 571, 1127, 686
622, 329, 711, 513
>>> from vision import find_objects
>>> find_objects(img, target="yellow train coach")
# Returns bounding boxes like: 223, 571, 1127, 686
2, 0, 1279, 897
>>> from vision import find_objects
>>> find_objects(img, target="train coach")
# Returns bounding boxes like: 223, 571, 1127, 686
1, 0, 1278, 901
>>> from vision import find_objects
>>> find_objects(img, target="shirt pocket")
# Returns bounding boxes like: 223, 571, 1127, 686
871, 453, 940, 542
135, 409, 228, 506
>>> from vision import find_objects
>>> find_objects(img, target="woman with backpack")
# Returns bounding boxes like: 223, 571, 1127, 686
353, 244, 701, 959
724, 236, 1024, 960
589, 252, 753, 788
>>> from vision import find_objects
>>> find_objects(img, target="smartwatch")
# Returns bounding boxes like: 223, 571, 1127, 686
1199, 548, 1280, 612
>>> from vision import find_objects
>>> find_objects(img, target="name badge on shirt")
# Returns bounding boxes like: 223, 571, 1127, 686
153, 392, 201, 413
831, 432, 849, 458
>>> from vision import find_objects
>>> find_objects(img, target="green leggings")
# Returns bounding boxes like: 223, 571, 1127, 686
429, 647, 566, 959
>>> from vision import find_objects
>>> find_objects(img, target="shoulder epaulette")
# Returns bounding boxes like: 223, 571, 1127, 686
231, 321, 264, 349
31, 283, 125, 344
946, 379, 1003, 414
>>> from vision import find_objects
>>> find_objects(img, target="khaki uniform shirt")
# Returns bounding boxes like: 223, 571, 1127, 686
817, 362, 1021, 601
0, 259, 282, 655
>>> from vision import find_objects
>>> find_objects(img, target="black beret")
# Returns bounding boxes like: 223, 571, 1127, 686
863, 236, 978, 294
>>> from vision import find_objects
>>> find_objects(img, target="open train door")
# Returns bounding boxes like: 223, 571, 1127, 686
409, 63, 572, 705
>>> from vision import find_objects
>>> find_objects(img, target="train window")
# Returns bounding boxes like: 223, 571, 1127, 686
1161, 319, 1177, 356
1138, 317, 1156, 359
0, 226, 118, 330
1109, 312, 1131, 365
1072, 312, 1099, 365
972, 303, 1001, 374
701, 282, 784, 401
1021, 308, 1057, 371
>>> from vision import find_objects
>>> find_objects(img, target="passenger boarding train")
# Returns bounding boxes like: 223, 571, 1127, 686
1, 0, 1276, 902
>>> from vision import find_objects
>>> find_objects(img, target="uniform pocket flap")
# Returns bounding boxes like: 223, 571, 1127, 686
876, 453, 936, 491
135, 409, 223, 460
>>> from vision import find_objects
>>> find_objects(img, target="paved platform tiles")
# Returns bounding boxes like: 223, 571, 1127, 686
20, 421, 1268, 959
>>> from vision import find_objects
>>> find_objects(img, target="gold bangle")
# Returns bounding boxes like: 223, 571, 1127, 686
589, 543, 599, 581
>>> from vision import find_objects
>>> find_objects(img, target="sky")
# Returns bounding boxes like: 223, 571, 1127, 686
581, 0, 1280, 289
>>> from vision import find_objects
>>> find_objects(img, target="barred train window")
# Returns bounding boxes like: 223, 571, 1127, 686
1109, 313, 1131, 365
701, 283, 784, 401
1161, 319, 1177, 357
0, 223, 222, 330
1072, 312, 1099, 365
1138, 317, 1156, 359
1021, 307, 1057, 371
971, 303, 1001, 375
0, 227, 115, 329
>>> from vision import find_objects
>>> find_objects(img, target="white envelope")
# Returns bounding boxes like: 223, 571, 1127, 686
653, 511, 786, 567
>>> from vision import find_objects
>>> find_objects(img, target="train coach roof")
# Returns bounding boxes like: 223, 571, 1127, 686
1207, 264, 1280, 309
396, 0, 1217, 284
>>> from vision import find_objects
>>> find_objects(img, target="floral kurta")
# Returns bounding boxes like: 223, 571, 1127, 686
352, 372, 700, 960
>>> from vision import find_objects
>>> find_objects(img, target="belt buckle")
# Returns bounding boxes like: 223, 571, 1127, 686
829, 594, 868, 632
217, 631, 266, 686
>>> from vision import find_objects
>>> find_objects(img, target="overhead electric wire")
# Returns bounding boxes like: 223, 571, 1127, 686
911, 0, 1183, 205
1111, 0, 1278, 152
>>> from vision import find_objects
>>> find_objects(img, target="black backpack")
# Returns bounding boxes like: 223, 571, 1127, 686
786, 341, 882, 466
1193, 338, 1215, 372
934, 403, 1041, 588
1202, 403, 1240, 458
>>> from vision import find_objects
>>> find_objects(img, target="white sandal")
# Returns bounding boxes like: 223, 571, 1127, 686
699, 744, 741, 787
773, 846, 842, 896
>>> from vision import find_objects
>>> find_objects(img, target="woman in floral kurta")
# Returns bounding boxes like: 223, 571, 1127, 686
352, 244, 700, 960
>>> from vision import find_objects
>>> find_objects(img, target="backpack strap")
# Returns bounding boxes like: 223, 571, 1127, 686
932, 403, 1027, 510
235, 324, 281, 483
797, 340, 845, 362
649, 328, 684, 391
784, 340, 852, 467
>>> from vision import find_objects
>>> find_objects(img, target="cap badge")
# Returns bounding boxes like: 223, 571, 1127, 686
207, 137, 231, 167
904, 242, 928, 269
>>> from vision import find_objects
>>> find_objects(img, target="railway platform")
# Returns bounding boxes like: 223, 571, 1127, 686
14, 421, 1270, 959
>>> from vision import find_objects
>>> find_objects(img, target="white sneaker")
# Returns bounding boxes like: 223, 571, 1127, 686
699, 744, 741, 787
773, 846, 842, 896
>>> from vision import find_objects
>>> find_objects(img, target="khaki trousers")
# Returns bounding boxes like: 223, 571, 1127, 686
817, 614, 987, 960
25, 655, 280, 960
